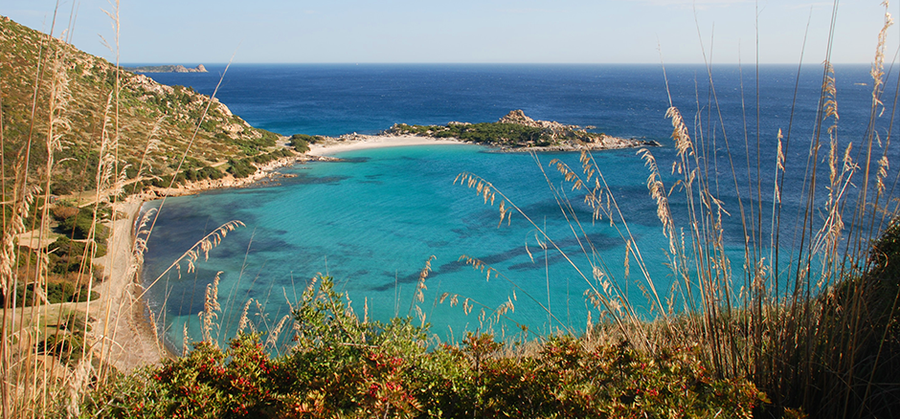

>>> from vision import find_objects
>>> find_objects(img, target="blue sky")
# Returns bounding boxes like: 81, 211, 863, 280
3, 0, 896, 64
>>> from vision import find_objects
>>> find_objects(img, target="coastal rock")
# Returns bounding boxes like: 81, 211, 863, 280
498, 109, 578, 131
498, 109, 536, 126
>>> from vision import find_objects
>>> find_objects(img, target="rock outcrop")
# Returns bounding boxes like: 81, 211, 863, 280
498, 109, 574, 130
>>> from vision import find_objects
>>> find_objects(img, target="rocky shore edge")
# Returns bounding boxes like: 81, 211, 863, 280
135, 153, 339, 200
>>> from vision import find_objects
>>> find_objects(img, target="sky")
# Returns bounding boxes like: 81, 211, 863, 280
3, 0, 897, 64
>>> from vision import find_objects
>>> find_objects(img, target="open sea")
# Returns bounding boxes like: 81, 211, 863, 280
136, 64, 899, 350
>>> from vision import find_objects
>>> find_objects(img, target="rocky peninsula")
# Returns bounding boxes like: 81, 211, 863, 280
298, 110, 659, 156
386, 110, 659, 152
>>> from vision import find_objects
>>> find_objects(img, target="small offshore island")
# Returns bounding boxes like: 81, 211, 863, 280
126, 64, 208, 73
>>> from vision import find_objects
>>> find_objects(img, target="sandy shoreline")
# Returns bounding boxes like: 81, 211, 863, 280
89, 198, 169, 371
95, 135, 466, 371
91, 154, 309, 371
307, 134, 465, 156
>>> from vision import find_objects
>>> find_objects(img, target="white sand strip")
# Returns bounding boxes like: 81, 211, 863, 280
307, 134, 465, 156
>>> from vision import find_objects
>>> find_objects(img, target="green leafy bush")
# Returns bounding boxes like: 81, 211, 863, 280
226, 158, 256, 178
289, 134, 325, 152
37, 332, 86, 364
227, 149, 294, 179
54, 205, 109, 242
49, 236, 106, 271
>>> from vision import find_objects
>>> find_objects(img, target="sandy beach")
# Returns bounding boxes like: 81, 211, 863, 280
307, 134, 464, 156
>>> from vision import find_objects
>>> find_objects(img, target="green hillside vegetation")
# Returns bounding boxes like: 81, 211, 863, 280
1, 15, 302, 410
0, 15, 284, 197
0, 15, 296, 320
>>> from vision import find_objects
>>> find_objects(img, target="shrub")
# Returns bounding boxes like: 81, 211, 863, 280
55, 205, 109, 242
47, 236, 106, 281
392, 121, 547, 146
289, 134, 324, 152
226, 158, 256, 178
50, 204, 78, 221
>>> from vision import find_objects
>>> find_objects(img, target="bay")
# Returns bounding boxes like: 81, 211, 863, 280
137, 64, 897, 349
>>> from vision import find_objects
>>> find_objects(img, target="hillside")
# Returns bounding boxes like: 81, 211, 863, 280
0, 15, 283, 197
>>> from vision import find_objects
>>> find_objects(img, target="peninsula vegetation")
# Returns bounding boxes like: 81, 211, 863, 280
1, 2, 899, 418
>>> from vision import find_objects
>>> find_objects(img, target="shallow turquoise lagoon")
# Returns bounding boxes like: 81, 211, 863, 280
141, 144, 686, 350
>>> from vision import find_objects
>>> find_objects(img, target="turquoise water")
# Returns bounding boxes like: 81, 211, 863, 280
142, 145, 687, 349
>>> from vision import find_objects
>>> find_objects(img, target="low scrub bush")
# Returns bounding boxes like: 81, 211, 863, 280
226, 158, 256, 178
53, 205, 109, 242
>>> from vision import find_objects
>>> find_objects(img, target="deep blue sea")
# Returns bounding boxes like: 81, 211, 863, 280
136, 64, 900, 350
